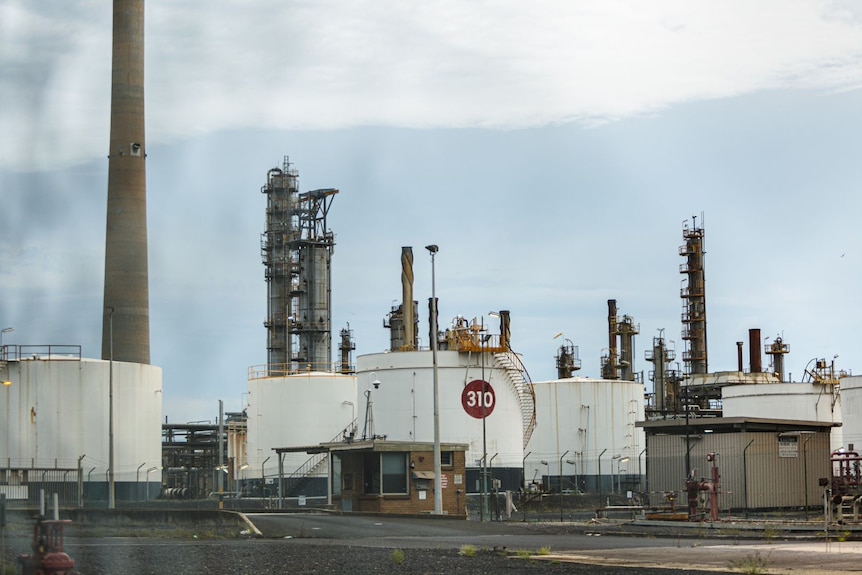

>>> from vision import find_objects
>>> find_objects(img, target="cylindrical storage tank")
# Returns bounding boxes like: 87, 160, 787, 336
357, 350, 526, 492
839, 376, 862, 449
722, 383, 843, 449
527, 378, 645, 495
0, 358, 163, 502
246, 371, 357, 490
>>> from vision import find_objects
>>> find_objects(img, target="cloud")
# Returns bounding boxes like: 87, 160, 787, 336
2, 0, 861, 171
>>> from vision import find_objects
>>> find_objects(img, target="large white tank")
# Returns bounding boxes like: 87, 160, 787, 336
245, 370, 357, 480
0, 356, 162, 499
722, 382, 843, 449
357, 350, 527, 472
527, 377, 645, 491
841, 376, 862, 449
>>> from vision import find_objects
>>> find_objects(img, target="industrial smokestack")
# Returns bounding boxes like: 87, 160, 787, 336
427, 297, 438, 348
401, 247, 415, 350
736, 341, 744, 372
748, 328, 762, 373
602, 299, 619, 379
498, 310, 511, 351
101, 0, 150, 364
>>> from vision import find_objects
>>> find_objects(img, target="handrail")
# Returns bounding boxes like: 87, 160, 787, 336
249, 362, 355, 379
1, 345, 82, 361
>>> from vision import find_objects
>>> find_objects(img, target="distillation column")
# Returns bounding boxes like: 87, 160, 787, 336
295, 186, 338, 369
645, 334, 681, 412
261, 158, 339, 372
765, 337, 789, 382
601, 299, 620, 379
261, 160, 298, 370
618, 315, 640, 381
679, 218, 708, 375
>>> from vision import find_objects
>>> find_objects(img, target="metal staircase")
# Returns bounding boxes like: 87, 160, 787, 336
283, 419, 357, 496
493, 351, 536, 449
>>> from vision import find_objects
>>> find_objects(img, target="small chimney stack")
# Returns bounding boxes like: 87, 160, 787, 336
401, 247, 415, 350
748, 328, 762, 373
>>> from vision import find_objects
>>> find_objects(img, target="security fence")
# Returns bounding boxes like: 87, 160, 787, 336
0, 467, 82, 509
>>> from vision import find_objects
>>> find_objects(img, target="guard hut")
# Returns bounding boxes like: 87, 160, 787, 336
274, 440, 468, 516
640, 417, 837, 514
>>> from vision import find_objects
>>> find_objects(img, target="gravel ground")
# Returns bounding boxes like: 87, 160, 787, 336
3, 538, 729, 575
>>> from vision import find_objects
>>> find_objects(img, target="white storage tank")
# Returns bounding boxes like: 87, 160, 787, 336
839, 376, 862, 449
357, 348, 531, 492
245, 370, 357, 490
722, 382, 843, 449
527, 377, 645, 494
0, 355, 162, 502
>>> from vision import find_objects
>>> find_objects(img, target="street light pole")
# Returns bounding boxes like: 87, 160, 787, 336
425, 244, 442, 515
146, 466, 160, 501
136, 462, 145, 502
597, 449, 607, 502
480, 324, 488, 521
106, 308, 115, 509
559, 450, 569, 522
0, 327, 13, 352
617, 456, 630, 494
261, 456, 271, 497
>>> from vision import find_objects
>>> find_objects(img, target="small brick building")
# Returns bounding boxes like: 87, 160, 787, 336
323, 439, 469, 516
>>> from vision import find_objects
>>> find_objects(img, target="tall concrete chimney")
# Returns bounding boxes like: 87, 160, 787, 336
101, 0, 150, 364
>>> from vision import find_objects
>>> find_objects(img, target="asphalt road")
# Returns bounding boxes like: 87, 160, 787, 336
243, 512, 862, 574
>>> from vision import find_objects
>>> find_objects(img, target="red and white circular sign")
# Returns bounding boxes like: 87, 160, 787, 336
461, 379, 496, 419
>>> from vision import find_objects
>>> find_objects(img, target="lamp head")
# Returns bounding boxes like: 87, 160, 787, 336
425, 244, 438, 254
373, 379, 381, 389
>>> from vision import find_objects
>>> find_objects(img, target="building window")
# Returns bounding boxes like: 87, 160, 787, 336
362, 452, 409, 495
363, 454, 380, 494
381, 453, 408, 494
440, 451, 454, 467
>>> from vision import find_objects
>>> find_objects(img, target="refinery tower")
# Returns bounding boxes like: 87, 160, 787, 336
261, 157, 340, 373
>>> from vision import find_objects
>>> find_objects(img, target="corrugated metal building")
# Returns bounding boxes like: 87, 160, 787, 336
640, 417, 837, 511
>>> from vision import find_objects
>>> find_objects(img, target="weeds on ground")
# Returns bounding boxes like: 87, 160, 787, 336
390, 549, 405, 565
458, 544, 477, 557
537, 546, 551, 555
515, 549, 531, 558
762, 525, 779, 542
728, 551, 770, 575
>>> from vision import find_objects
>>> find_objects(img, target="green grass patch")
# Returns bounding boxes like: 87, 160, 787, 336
458, 544, 477, 557
729, 551, 770, 575
390, 549, 405, 565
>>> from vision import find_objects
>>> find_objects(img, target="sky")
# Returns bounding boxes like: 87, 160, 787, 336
1, 1, 861, 423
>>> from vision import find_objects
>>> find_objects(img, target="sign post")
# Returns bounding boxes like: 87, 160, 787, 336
462, 379, 495, 520
461, 380, 496, 419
